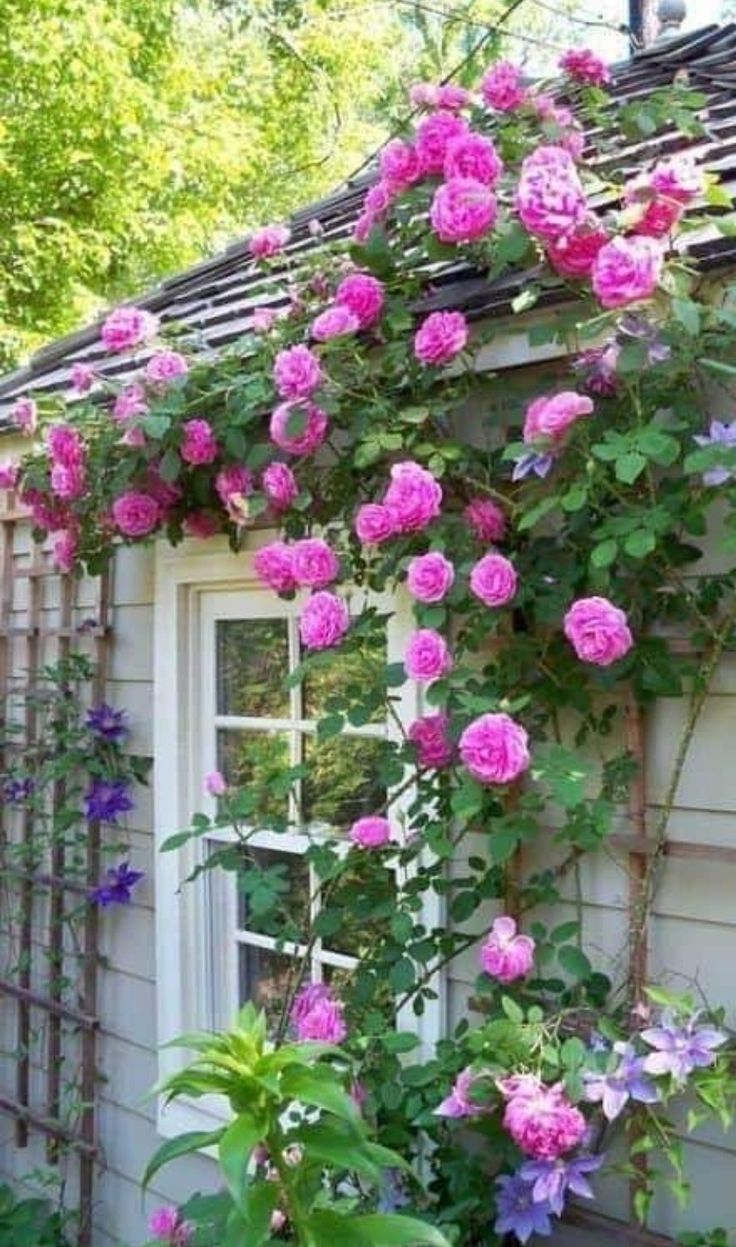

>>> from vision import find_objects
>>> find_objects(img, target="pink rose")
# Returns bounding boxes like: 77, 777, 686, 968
407, 551, 455, 602
11, 398, 37, 436
379, 139, 424, 190
632, 198, 683, 238
384, 461, 443, 534
414, 110, 469, 175
503, 1081, 587, 1160
215, 464, 254, 509
270, 401, 328, 457
435, 1068, 483, 1119
292, 984, 347, 1043
0, 460, 19, 490
181, 418, 218, 465
469, 553, 518, 607
311, 305, 359, 341
591, 235, 664, 310
254, 542, 296, 593
546, 219, 609, 278
464, 498, 506, 543
355, 503, 395, 546
145, 468, 182, 511
273, 345, 324, 400
430, 177, 498, 244
349, 815, 392, 849
650, 154, 703, 204
559, 47, 611, 86
404, 628, 452, 682
70, 362, 94, 395
459, 713, 530, 784
184, 512, 220, 539
121, 425, 146, 448
149, 1206, 193, 1246
271, 1211, 287, 1233
409, 82, 439, 108
204, 770, 227, 797
52, 529, 77, 574
252, 307, 279, 333
113, 385, 148, 423
480, 60, 526, 112
408, 712, 453, 769
50, 462, 86, 501
299, 591, 350, 650
249, 224, 290, 259
435, 83, 472, 110
335, 273, 385, 328
262, 461, 298, 512
364, 181, 395, 216
100, 305, 158, 353
563, 596, 633, 666
516, 146, 587, 242
523, 390, 593, 443
353, 211, 378, 244
47, 424, 84, 466
414, 310, 468, 366
112, 491, 160, 537
480, 916, 535, 983
292, 538, 340, 588
145, 350, 188, 388
444, 132, 503, 186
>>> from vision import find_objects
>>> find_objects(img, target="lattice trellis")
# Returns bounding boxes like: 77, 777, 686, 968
0, 491, 112, 1247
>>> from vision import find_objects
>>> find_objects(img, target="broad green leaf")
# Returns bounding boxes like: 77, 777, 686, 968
280, 1066, 362, 1124
591, 538, 618, 568
219, 1112, 262, 1211
558, 944, 592, 981
350, 1214, 451, 1246
615, 451, 647, 484
142, 1128, 223, 1190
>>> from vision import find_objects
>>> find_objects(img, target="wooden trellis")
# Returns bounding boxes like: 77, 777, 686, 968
0, 491, 112, 1247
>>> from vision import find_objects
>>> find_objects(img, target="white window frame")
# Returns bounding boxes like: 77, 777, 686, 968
154, 534, 445, 1140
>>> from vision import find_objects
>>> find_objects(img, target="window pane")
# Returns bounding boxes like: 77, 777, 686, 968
239, 945, 296, 1033
237, 846, 310, 942
216, 619, 290, 717
302, 736, 386, 831
323, 860, 397, 958
303, 630, 386, 722
217, 728, 290, 822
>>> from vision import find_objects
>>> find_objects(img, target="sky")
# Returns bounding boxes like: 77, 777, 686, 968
540, 0, 730, 67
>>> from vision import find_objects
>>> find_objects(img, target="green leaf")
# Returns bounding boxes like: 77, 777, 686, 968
142, 1128, 223, 1190
558, 944, 592, 981
295, 1122, 381, 1183
350, 1214, 451, 1246
615, 451, 647, 484
624, 529, 657, 558
159, 447, 181, 482
672, 298, 701, 336
280, 1066, 361, 1124
241, 1181, 279, 1247
591, 538, 618, 569
219, 1112, 262, 1211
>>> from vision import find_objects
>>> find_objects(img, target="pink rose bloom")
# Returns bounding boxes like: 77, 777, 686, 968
253, 307, 279, 333
364, 181, 395, 217
249, 224, 290, 259
349, 815, 392, 848
633, 198, 683, 238
184, 512, 220, 539
311, 305, 359, 342
650, 154, 703, 204
407, 551, 455, 602
52, 529, 77, 574
384, 461, 443, 534
262, 461, 298, 512
270, 401, 328, 457
112, 491, 160, 537
254, 542, 296, 593
101, 305, 158, 353
444, 132, 503, 187
120, 424, 146, 448
355, 503, 395, 546
292, 984, 348, 1043
408, 712, 453, 769
145, 468, 182, 511
497, 1073, 546, 1102
464, 497, 506, 543
50, 462, 86, 501
145, 350, 188, 388
353, 211, 378, 244
336, 273, 385, 328
291, 983, 331, 1029
480, 60, 526, 112
292, 537, 340, 588
414, 110, 469, 175
469, 552, 518, 607
204, 770, 227, 797
404, 628, 452, 682
409, 82, 439, 108
563, 596, 633, 666
435, 1067, 482, 1119
480, 915, 535, 983
70, 362, 94, 394
436, 82, 472, 110
149, 1206, 180, 1239
459, 713, 530, 785
559, 47, 611, 86
0, 460, 19, 489
113, 384, 148, 423
430, 177, 498, 244
11, 397, 37, 435
523, 390, 594, 443
299, 591, 350, 650
516, 145, 587, 242
271, 1211, 287, 1233
414, 310, 469, 366
379, 139, 424, 190
546, 219, 609, 278
273, 345, 323, 400
47, 424, 84, 466
181, 418, 218, 465
503, 1082, 587, 1160
215, 464, 254, 511
591, 235, 664, 310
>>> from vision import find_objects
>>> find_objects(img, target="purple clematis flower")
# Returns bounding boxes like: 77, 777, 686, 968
583, 1041, 659, 1121
519, 1153, 603, 1216
572, 344, 620, 397
617, 313, 671, 364
89, 861, 144, 907
641, 1011, 727, 1083
86, 703, 129, 743
435, 1067, 487, 1119
84, 777, 134, 824
494, 1172, 554, 1243
693, 420, 736, 487
512, 451, 555, 482
377, 1169, 410, 1213
3, 776, 34, 804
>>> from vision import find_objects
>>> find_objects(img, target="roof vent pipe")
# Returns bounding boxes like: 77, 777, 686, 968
655, 0, 687, 41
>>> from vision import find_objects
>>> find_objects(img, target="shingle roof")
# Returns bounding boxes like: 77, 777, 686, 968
2, 21, 736, 426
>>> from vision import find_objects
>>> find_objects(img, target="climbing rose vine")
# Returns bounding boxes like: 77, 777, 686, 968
8, 43, 736, 1247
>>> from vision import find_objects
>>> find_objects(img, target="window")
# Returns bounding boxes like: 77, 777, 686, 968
154, 536, 444, 1138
